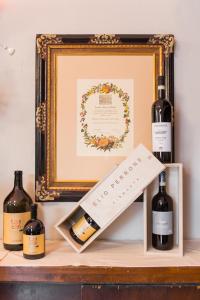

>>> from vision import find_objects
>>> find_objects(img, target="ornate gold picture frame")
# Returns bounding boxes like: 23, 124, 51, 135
35, 34, 175, 202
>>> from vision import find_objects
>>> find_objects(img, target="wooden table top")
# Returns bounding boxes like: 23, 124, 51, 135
1, 240, 200, 284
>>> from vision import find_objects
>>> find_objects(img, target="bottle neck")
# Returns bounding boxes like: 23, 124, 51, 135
31, 210, 37, 219
159, 185, 166, 193
159, 171, 167, 193
14, 173, 23, 189
158, 87, 166, 100
31, 207, 37, 220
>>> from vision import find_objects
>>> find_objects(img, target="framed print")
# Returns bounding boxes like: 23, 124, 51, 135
35, 34, 175, 202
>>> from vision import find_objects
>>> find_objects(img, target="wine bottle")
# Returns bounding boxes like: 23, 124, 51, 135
152, 75, 173, 163
23, 204, 45, 259
70, 211, 100, 245
152, 171, 173, 250
3, 171, 33, 251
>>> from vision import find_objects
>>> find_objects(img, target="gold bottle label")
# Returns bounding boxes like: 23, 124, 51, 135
72, 215, 96, 242
23, 234, 45, 255
3, 212, 31, 245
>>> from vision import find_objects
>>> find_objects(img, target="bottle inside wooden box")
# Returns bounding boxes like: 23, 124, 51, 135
144, 163, 183, 256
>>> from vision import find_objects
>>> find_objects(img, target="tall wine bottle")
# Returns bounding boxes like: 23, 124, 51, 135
23, 204, 45, 259
152, 171, 173, 250
3, 171, 33, 250
152, 75, 173, 163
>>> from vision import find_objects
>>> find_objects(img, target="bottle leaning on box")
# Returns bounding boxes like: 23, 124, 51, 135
3, 171, 33, 251
23, 203, 45, 259
70, 211, 100, 245
152, 171, 174, 250
152, 75, 173, 163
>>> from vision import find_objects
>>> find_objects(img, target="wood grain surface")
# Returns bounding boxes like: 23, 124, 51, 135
0, 266, 200, 284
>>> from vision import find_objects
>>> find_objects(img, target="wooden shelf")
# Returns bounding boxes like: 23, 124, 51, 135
1, 240, 200, 284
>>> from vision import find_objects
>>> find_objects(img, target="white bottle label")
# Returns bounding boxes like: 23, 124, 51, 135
152, 211, 173, 235
152, 122, 172, 152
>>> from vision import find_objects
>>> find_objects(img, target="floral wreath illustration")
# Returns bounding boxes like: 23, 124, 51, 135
80, 82, 131, 152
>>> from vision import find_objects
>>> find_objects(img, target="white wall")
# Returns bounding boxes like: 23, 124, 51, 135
0, 0, 200, 240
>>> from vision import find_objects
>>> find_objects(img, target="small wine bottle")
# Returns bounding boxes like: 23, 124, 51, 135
3, 171, 33, 251
152, 75, 173, 163
152, 171, 173, 250
70, 211, 100, 245
23, 204, 45, 259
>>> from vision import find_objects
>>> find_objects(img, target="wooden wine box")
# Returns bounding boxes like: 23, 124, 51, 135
55, 144, 165, 253
144, 163, 183, 256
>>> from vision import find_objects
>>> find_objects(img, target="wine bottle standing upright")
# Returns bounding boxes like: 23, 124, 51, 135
23, 204, 45, 259
3, 171, 33, 250
152, 171, 173, 250
152, 75, 173, 163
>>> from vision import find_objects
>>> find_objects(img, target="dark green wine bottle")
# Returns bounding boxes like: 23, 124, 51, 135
152, 171, 173, 250
152, 75, 173, 163
3, 171, 33, 251
23, 204, 45, 259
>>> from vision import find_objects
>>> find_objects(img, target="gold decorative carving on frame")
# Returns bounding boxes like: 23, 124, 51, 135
90, 34, 120, 45
36, 34, 63, 59
148, 34, 175, 56
36, 176, 60, 201
36, 102, 46, 132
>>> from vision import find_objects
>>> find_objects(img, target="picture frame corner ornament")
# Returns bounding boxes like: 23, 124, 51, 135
36, 34, 63, 59
148, 34, 175, 56
36, 176, 60, 201
90, 34, 120, 45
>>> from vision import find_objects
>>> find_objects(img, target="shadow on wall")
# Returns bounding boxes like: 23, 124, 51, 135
175, 96, 192, 239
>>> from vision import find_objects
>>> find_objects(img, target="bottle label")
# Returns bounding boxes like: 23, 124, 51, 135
152, 211, 173, 235
152, 122, 172, 152
72, 215, 97, 242
3, 212, 31, 245
23, 234, 45, 255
